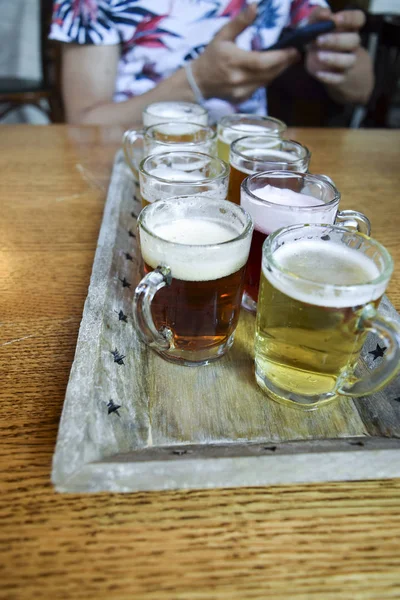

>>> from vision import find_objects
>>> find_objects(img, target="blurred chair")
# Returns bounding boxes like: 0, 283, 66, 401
0, 0, 64, 123
352, 12, 400, 127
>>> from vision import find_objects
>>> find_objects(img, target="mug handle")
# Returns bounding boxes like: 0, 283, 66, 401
123, 129, 144, 180
336, 209, 371, 236
339, 303, 400, 397
133, 266, 173, 351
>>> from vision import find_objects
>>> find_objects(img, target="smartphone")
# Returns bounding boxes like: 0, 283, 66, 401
264, 20, 335, 52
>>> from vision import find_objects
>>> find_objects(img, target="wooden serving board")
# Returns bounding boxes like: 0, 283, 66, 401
52, 151, 400, 493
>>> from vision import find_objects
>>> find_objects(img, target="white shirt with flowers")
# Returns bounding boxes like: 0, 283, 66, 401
50, 0, 327, 123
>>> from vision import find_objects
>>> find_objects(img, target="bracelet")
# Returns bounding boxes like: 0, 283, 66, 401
184, 61, 206, 106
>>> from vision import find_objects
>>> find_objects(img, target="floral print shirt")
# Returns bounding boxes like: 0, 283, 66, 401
50, 0, 327, 123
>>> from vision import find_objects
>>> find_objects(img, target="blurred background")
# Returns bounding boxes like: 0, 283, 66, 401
0, 0, 399, 127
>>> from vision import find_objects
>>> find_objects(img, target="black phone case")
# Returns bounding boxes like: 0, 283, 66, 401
265, 20, 335, 52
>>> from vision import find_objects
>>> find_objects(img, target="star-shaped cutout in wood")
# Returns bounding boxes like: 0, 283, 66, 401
124, 252, 133, 262
111, 348, 126, 365
119, 277, 131, 289
107, 399, 121, 417
115, 309, 127, 322
368, 343, 387, 361
128, 229, 136, 238
131, 211, 138, 219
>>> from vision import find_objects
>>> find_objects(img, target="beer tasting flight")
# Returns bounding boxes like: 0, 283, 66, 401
122, 101, 400, 411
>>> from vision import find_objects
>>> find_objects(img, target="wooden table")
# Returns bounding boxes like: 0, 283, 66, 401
1, 125, 400, 600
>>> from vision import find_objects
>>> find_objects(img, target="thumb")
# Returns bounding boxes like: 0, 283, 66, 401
215, 3, 258, 42
307, 6, 333, 24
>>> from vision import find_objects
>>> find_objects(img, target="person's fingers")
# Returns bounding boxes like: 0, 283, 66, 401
245, 47, 300, 71
330, 9, 366, 31
317, 50, 357, 70
316, 32, 360, 51
307, 6, 333, 24
315, 70, 346, 84
215, 3, 258, 41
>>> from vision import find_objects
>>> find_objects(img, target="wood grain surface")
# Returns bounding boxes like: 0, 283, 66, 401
1, 125, 400, 599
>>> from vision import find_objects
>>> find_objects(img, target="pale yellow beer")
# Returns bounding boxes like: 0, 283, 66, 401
255, 224, 395, 409
217, 114, 286, 162
144, 122, 216, 157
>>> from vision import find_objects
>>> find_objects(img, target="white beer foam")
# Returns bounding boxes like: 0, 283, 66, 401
253, 185, 321, 206
241, 185, 332, 235
264, 239, 385, 308
220, 124, 279, 145
141, 218, 250, 281
143, 102, 207, 127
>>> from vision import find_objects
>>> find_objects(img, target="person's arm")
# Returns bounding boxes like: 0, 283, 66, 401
305, 8, 374, 105
62, 5, 299, 126
62, 44, 200, 125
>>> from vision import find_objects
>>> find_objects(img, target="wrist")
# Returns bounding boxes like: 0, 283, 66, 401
184, 61, 206, 106
190, 58, 210, 100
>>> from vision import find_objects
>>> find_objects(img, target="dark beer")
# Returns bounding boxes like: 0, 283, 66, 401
241, 181, 329, 310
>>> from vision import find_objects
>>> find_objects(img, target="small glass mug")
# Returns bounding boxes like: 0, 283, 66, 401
123, 122, 217, 176
139, 151, 229, 208
255, 223, 400, 410
240, 171, 371, 313
227, 135, 311, 204
217, 114, 286, 163
143, 101, 209, 127
133, 196, 253, 366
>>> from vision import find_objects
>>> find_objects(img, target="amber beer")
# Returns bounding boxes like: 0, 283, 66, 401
217, 114, 286, 163
139, 151, 229, 208
134, 196, 253, 365
228, 136, 311, 204
254, 224, 397, 409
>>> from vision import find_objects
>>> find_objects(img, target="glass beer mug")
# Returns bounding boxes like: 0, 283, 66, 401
217, 114, 286, 163
123, 122, 217, 176
240, 170, 371, 313
133, 196, 253, 365
227, 135, 311, 204
255, 223, 400, 410
139, 151, 229, 208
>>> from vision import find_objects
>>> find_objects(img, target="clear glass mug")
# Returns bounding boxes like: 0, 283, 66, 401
139, 151, 229, 208
143, 101, 209, 128
123, 122, 217, 177
133, 196, 253, 366
255, 223, 400, 410
227, 135, 311, 204
217, 114, 286, 163
240, 171, 371, 313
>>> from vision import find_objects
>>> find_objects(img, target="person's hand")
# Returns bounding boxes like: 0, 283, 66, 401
192, 4, 300, 103
305, 7, 366, 86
